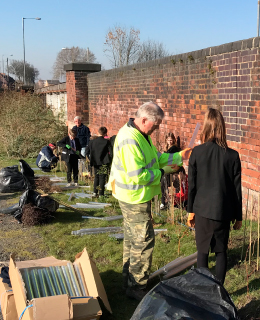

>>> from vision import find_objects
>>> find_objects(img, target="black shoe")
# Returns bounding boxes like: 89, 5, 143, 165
126, 287, 148, 301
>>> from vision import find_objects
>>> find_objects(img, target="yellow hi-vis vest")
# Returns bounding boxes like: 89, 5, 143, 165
107, 123, 183, 204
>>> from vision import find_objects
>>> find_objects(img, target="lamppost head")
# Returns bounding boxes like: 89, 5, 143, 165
35, 17, 41, 20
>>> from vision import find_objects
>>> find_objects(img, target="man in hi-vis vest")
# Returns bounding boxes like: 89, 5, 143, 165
107, 102, 192, 301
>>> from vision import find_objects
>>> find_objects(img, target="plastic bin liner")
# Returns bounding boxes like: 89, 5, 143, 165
0, 165, 26, 193
130, 267, 239, 320
13, 189, 59, 222
19, 159, 35, 178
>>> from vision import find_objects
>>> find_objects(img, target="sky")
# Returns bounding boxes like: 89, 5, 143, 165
0, 0, 258, 80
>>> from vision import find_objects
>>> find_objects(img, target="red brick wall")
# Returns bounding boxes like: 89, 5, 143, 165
67, 37, 260, 214
66, 71, 88, 128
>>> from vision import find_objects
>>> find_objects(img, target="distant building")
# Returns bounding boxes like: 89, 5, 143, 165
0, 73, 15, 90
35, 79, 60, 89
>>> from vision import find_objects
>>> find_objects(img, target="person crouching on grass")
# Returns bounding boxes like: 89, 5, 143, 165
36, 143, 59, 172
57, 129, 81, 186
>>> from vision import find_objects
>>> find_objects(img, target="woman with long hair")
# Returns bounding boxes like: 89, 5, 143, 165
187, 108, 242, 285
164, 133, 180, 153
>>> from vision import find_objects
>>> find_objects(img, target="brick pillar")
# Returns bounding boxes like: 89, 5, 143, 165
64, 63, 101, 128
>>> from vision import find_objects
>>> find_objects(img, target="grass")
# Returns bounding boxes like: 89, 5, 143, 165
1, 157, 260, 319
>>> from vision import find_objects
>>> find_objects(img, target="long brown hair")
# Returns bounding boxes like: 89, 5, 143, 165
165, 133, 177, 151
200, 108, 228, 148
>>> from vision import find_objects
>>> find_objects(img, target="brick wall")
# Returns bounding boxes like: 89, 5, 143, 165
66, 37, 260, 214
64, 63, 101, 128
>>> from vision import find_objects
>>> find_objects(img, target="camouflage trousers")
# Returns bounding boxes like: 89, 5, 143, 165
119, 200, 155, 289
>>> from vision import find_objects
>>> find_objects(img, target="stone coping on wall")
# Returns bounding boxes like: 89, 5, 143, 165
64, 63, 101, 72
87, 36, 260, 78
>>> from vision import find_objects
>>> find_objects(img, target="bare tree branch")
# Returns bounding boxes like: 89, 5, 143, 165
52, 46, 97, 80
104, 26, 140, 68
137, 39, 170, 63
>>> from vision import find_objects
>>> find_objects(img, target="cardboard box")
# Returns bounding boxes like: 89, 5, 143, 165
9, 248, 112, 320
0, 270, 18, 320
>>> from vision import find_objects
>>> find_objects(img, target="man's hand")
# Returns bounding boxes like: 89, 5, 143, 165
66, 144, 71, 149
187, 213, 195, 228
180, 148, 192, 160
232, 220, 242, 230
162, 164, 179, 174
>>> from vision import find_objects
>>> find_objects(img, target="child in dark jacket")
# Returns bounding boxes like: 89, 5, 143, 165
160, 133, 182, 209
36, 143, 58, 172
86, 127, 113, 196
57, 129, 81, 186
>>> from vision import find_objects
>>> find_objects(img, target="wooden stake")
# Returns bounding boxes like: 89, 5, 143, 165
154, 195, 158, 216
257, 193, 260, 271
249, 194, 253, 265
241, 188, 249, 261
179, 173, 182, 224
170, 179, 175, 225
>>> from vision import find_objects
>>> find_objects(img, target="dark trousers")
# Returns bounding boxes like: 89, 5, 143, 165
66, 155, 78, 183
197, 251, 227, 285
93, 165, 107, 196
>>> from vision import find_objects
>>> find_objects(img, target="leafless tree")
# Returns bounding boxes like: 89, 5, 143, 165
9, 59, 39, 84
104, 26, 141, 68
52, 46, 97, 80
137, 39, 170, 63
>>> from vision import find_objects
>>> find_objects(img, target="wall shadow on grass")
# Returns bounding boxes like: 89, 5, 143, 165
99, 269, 139, 320
237, 298, 260, 320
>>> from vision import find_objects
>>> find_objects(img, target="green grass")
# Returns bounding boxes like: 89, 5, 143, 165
1, 156, 260, 319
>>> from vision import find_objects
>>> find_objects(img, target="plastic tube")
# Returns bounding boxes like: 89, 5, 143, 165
49, 266, 62, 295
43, 268, 56, 296
82, 215, 123, 221
22, 269, 34, 300
37, 268, 48, 297
149, 252, 198, 280
55, 266, 69, 295
67, 262, 82, 297
73, 263, 87, 296
162, 257, 198, 280
71, 226, 123, 235
61, 266, 75, 297
30, 269, 41, 298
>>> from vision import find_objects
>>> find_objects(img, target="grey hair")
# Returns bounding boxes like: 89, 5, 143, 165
74, 116, 82, 121
135, 101, 164, 122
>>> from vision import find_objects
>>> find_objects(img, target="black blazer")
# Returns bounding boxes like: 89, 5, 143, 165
57, 136, 81, 163
86, 137, 113, 167
187, 141, 242, 221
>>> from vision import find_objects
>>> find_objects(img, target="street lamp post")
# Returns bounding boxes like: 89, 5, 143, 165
22, 17, 41, 85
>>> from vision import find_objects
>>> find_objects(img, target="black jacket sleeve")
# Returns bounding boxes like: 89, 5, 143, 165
234, 154, 242, 221
57, 136, 69, 149
187, 149, 197, 213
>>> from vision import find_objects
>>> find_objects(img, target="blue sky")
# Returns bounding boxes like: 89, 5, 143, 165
0, 0, 257, 80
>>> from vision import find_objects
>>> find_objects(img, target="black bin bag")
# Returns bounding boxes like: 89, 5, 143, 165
19, 159, 35, 179
14, 189, 59, 222
0, 165, 26, 193
130, 267, 239, 320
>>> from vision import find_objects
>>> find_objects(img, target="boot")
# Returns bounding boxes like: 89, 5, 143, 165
126, 286, 148, 301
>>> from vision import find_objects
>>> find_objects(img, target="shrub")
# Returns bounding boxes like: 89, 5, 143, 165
0, 91, 67, 158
